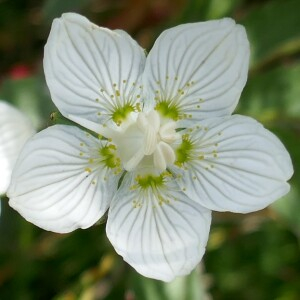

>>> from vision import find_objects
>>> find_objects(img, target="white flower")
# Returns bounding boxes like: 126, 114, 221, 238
0, 101, 35, 195
8, 13, 293, 281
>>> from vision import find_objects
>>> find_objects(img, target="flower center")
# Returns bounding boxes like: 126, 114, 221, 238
112, 110, 181, 172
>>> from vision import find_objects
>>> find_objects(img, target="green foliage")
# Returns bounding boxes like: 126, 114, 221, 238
0, 75, 55, 129
206, 218, 300, 300
242, 0, 300, 68
42, 0, 94, 25
239, 64, 300, 119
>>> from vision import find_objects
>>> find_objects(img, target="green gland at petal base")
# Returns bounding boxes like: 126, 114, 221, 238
136, 174, 166, 190
112, 103, 135, 126
155, 100, 180, 121
175, 134, 194, 167
99, 144, 120, 169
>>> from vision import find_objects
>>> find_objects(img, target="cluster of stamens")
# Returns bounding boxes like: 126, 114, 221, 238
130, 171, 174, 208
153, 75, 205, 121
95, 80, 144, 126
79, 134, 122, 184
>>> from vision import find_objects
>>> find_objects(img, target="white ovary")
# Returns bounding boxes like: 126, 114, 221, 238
105, 110, 181, 172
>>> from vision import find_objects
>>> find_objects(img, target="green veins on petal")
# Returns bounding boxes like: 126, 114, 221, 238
112, 103, 136, 126
136, 174, 165, 189
155, 100, 180, 121
175, 134, 194, 167
131, 172, 172, 190
99, 144, 120, 169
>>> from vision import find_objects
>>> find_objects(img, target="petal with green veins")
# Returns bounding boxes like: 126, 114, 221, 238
172, 115, 293, 213
106, 172, 211, 281
8, 125, 120, 233
44, 13, 146, 129
143, 18, 249, 124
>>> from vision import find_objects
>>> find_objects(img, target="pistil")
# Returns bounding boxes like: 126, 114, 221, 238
114, 110, 180, 172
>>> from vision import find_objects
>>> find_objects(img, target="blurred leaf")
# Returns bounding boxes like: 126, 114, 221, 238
163, 266, 210, 300
238, 62, 300, 120
128, 267, 210, 300
178, 0, 243, 23
242, 0, 300, 68
205, 0, 243, 19
178, 0, 208, 22
42, 0, 94, 25
0, 74, 55, 129
205, 219, 300, 300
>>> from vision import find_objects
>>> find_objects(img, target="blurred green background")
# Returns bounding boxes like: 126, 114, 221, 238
0, 0, 300, 299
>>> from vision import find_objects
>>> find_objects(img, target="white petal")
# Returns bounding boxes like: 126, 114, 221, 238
0, 101, 35, 195
143, 18, 249, 124
44, 13, 146, 129
174, 115, 293, 213
8, 125, 120, 233
106, 173, 211, 281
